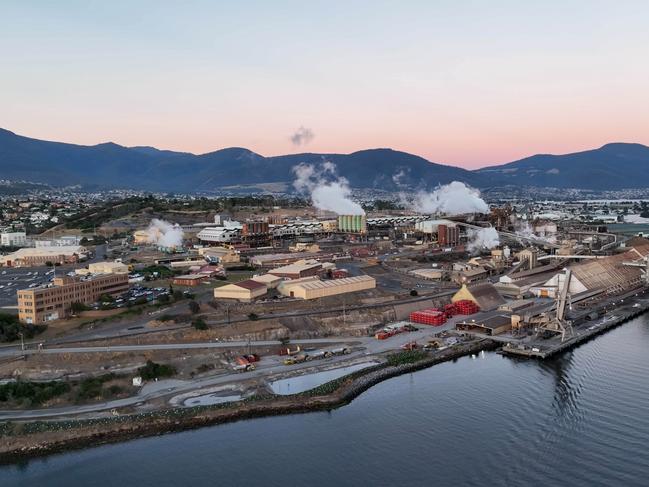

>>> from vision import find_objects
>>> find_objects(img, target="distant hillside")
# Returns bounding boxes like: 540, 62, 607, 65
0, 129, 478, 192
477, 143, 649, 190
1, 128, 648, 192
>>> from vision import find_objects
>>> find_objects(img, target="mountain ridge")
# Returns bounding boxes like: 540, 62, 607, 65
1, 128, 648, 192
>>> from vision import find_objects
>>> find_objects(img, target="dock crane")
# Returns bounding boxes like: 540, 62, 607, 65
536, 268, 574, 342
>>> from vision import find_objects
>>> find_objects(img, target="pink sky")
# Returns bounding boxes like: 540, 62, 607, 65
2, 1, 649, 169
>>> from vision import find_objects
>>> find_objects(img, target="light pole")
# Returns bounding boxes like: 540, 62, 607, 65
18, 332, 24, 351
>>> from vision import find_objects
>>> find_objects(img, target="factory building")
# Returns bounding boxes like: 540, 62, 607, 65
213, 279, 268, 301
453, 266, 489, 284
197, 246, 240, 264
241, 221, 271, 246
410, 268, 445, 280
242, 221, 269, 235
133, 230, 150, 245
196, 223, 242, 244
457, 314, 513, 336
171, 274, 210, 287
338, 215, 367, 234
413, 219, 459, 246
75, 261, 129, 276
452, 283, 506, 311
533, 246, 649, 298
0, 231, 27, 248
1, 245, 87, 267
438, 224, 460, 247
278, 275, 376, 300
251, 273, 284, 289
268, 261, 323, 280
34, 235, 82, 247
18, 273, 129, 324
250, 251, 335, 267
270, 221, 323, 238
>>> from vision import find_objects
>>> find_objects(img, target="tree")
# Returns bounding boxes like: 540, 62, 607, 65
70, 302, 89, 313
158, 294, 170, 304
137, 360, 176, 380
248, 312, 259, 321
188, 300, 200, 314
173, 290, 183, 301
410, 289, 419, 297
192, 318, 208, 330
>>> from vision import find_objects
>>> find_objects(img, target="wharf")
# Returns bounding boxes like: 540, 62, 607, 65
501, 297, 649, 359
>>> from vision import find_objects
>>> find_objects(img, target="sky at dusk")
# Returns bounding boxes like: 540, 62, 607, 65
1, 0, 649, 168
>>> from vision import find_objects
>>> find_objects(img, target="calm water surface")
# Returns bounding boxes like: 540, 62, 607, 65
2, 316, 649, 486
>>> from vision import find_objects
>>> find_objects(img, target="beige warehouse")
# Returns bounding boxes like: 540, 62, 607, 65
278, 275, 376, 300
214, 279, 267, 301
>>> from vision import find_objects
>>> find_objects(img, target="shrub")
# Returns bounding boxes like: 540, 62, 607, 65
71, 301, 90, 313
0, 380, 70, 405
188, 300, 200, 314
192, 318, 208, 330
138, 360, 176, 380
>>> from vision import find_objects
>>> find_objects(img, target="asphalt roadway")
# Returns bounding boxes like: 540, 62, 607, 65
0, 320, 462, 420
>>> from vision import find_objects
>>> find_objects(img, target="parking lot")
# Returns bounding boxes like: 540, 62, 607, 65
0, 266, 64, 308
92, 285, 172, 310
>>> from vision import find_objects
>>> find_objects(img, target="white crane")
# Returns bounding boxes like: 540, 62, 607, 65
537, 268, 574, 341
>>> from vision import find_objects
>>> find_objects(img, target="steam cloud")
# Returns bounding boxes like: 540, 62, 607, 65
411, 181, 489, 215
514, 220, 557, 245
290, 126, 314, 146
392, 169, 408, 187
467, 227, 500, 252
292, 162, 365, 215
146, 219, 184, 248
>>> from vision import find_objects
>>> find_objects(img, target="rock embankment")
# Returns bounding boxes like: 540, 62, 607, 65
0, 339, 495, 463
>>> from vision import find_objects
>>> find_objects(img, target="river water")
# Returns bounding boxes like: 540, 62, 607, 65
2, 316, 649, 486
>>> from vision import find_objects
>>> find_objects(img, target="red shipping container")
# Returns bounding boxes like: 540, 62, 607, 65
410, 308, 447, 326
454, 300, 479, 315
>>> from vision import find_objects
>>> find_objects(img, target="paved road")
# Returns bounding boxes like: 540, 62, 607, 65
0, 323, 461, 420
0, 288, 456, 356
20, 338, 346, 355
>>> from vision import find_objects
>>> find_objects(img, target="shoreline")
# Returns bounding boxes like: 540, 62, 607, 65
3, 297, 648, 466
0, 339, 497, 464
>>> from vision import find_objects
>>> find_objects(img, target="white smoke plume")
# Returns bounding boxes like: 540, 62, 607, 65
290, 126, 314, 146
467, 227, 500, 252
392, 169, 408, 187
292, 162, 365, 215
411, 181, 489, 215
514, 220, 557, 245
146, 219, 184, 248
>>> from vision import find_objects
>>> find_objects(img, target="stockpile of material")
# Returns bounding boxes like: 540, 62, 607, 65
410, 309, 447, 326
454, 300, 480, 315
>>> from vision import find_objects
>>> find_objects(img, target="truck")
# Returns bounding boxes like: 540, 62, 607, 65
233, 355, 258, 371
233, 363, 256, 372
330, 347, 351, 356
283, 354, 309, 365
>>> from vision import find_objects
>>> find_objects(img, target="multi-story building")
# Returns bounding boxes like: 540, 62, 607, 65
0, 231, 27, 247
1, 245, 87, 267
75, 261, 129, 276
18, 273, 129, 324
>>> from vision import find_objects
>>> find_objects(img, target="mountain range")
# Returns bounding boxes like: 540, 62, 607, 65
1, 128, 648, 192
